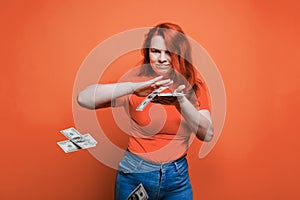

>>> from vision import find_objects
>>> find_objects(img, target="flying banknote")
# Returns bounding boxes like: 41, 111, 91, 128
57, 127, 97, 153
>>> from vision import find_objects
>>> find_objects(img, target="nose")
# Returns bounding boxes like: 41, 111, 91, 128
158, 52, 167, 63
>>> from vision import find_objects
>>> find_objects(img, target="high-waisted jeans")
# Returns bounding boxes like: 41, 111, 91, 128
114, 150, 193, 200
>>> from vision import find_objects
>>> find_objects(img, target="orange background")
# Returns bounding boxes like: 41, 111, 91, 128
1, 0, 299, 199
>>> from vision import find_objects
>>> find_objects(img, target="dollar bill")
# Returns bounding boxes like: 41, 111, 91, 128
57, 140, 81, 153
136, 86, 169, 111
60, 127, 83, 140
83, 133, 97, 144
74, 133, 97, 149
127, 183, 148, 200
157, 92, 185, 97
58, 127, 98, 153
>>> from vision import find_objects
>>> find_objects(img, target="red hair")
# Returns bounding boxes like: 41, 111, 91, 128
139, 22, 203, 98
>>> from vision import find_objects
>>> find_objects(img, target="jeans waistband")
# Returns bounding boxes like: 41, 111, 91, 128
119, 150, 187, 173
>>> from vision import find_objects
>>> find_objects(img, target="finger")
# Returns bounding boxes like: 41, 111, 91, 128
151, 80, 172, 88
149, 76, 164, 84
164, 80, 174, 86
144, 76, 164, 88
154, 79, 172, 86
174, 85, 186, 93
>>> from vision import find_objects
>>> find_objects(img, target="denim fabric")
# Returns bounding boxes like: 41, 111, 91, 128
114, 150, 193, 200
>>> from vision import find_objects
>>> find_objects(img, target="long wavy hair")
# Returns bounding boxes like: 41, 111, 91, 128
139, 22, 203, 98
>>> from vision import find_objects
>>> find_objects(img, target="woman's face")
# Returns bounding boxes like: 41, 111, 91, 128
149, 35, 172, 76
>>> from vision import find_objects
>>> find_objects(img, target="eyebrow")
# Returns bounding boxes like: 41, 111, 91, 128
150, 48, 162, 50
150, 48, 169, 52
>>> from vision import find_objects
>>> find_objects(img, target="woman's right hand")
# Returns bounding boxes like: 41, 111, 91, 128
132, 76, 173, 97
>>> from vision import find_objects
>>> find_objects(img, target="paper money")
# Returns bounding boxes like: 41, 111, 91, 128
127, 183, 148, 200
57, 128, 97, 153
136, 86, 169, 111
74, 133, 97, 149
57, 140, 81, 153
60, 127, 82, 140
157, 93, 185, 97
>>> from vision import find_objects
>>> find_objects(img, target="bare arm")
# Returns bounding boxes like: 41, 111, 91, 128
77, 76, 173, 110
77, 82, 134, 109
177, 96, 214, 142
152, 84, 214, 142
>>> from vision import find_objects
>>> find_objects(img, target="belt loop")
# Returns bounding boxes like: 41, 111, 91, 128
174, 161, 179, 171
137, 158, 143, 170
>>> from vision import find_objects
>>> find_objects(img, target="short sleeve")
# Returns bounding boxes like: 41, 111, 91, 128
111, 95, 129, 108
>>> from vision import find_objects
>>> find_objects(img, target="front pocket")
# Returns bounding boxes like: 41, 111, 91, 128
118, 155, 139, 174
174, 160, 188, 176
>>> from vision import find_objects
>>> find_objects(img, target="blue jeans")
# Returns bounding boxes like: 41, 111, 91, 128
114, 150, 193, 200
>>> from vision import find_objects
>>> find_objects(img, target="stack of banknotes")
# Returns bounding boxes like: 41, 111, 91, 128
57, 127, 97, 153
136, 86, 185, 111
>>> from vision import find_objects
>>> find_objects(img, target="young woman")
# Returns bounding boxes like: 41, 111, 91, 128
77, 22, 214, 200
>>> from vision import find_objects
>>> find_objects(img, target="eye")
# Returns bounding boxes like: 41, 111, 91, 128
150, 48, 160, 53
165, 50, 171, 55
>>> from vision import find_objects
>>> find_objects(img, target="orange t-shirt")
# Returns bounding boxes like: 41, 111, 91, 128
112, 69, 211, 162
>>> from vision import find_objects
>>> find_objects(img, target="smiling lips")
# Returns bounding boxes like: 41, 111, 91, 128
155, 64, 170, 68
